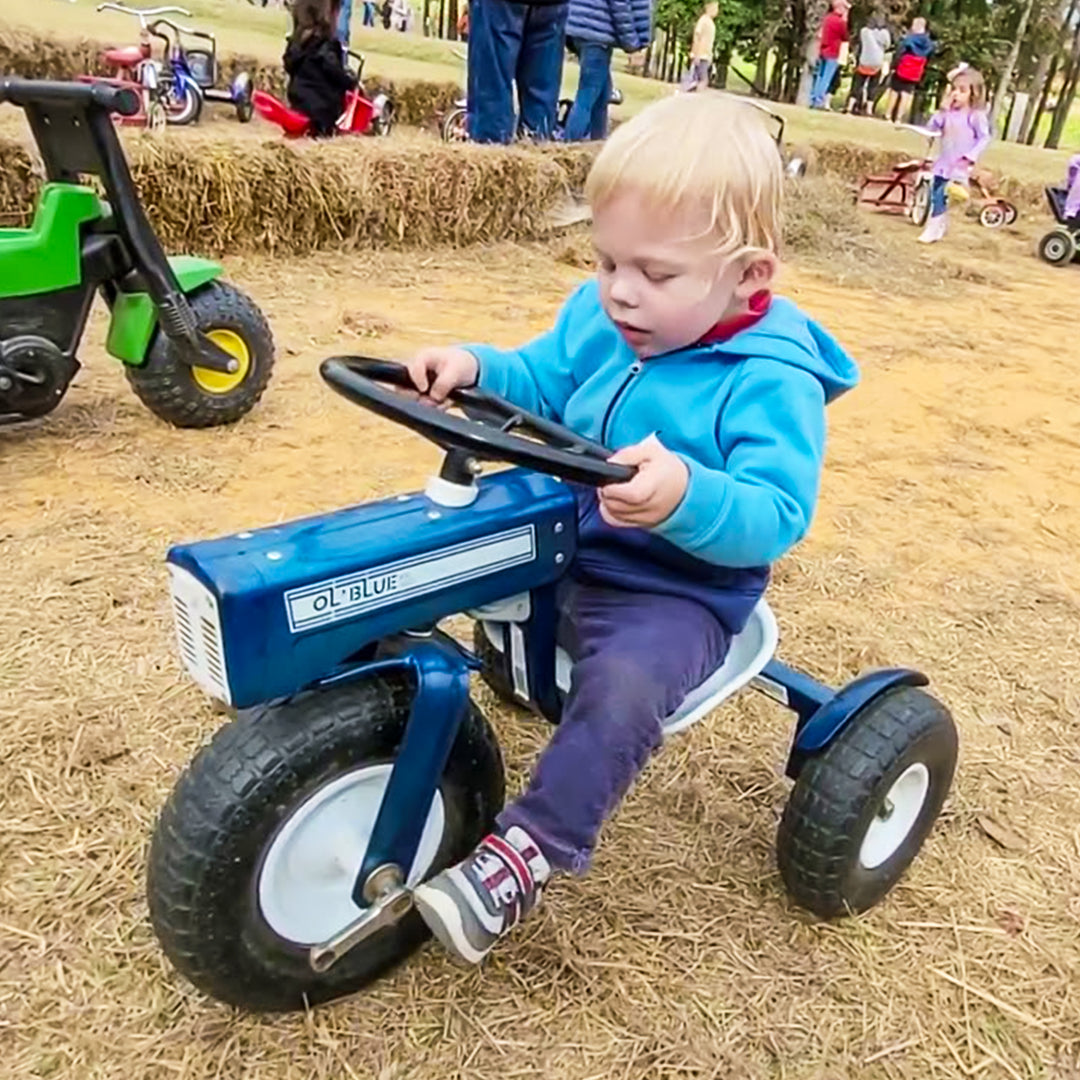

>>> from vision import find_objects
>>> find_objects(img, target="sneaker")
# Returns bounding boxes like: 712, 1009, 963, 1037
413, 825, 551, 964
918, 214, 948, 244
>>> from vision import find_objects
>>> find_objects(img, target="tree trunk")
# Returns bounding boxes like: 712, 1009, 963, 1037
1020, 0, 1079, 139
1025, 53, 1059, 141
755, 27, 776, 94
1047, 19, 1080, 145
990, 0, 1038, 131
796, 0, 831, 106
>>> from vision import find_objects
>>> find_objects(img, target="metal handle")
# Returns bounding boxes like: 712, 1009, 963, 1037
0, 77, 141, 117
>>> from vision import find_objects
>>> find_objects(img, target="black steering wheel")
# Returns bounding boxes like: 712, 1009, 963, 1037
319, 356, 634, 486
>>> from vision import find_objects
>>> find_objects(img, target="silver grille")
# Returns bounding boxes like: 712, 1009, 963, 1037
167, 564, 231, 704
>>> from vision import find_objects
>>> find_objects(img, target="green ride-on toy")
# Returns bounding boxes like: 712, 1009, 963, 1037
0, 78, 274, 429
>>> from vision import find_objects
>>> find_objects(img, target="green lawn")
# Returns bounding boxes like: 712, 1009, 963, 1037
7, 0, 1075, 181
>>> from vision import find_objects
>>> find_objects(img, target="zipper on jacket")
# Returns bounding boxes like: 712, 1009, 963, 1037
600, 361, 642, 446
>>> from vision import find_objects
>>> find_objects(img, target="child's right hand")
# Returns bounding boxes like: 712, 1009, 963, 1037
403, 347, 479, 405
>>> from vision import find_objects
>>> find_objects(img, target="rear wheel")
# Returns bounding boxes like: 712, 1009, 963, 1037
1038, 229, 1076, 266
978, 202, 1006, 228
776, 686, 957, 918
124, 281, 275, 428
911, 178, 931, 227
146, 675, 505, 1011
1002, 202, 1018, 226
442, 105, 468, 142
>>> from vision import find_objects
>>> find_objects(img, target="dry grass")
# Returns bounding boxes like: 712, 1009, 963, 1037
1, 232, 1079, 1079
0, 129, 597, 253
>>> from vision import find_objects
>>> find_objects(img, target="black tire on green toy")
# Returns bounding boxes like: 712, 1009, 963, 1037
776, 686, 957, 919
125, 281, 275, 428
146, 674, 505, 1012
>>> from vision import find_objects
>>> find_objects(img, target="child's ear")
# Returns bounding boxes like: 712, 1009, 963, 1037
733, 253, 779, 298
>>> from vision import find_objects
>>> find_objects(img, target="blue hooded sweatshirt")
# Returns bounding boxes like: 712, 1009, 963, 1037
468, 280, 859, 634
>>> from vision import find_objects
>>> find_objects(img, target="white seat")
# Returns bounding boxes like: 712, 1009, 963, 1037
477, 599, 779, 738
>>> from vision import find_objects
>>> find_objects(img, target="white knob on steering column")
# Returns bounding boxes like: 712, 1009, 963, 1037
424, 474, 478, 508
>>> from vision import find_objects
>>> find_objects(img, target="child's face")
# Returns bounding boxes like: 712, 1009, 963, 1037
591, 191, 774, 358
948, 80, 973, 109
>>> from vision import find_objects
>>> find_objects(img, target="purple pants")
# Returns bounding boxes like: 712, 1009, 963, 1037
496, 579, 731, 873
1065, 153, 1080, 219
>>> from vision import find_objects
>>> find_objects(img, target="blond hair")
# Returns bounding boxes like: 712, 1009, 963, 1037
584, 92, 784, 259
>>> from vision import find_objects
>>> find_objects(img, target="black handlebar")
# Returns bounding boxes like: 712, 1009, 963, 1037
320, 356, 635, 487
0, 77, 141, 117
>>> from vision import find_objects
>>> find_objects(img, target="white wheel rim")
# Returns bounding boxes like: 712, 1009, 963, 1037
858, 762, 930, 870
258, 764, 445, 945
1046, 237, 1069, 261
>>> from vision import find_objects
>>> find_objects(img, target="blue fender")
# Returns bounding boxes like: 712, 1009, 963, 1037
785, 667, 929, 779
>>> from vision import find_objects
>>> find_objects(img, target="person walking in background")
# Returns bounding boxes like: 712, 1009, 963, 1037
680, 1, 717, 91
882, 16, 934, 122
847, 12, 889, 115
361, 0, 377, 26
336, 0, 353, 47
810, 0, 849, 109
467, 0, 568, 142
917, 66, 991, 243
562, 0, 651, 140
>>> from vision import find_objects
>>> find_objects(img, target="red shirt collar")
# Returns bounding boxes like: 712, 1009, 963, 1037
698, 290, 772, 345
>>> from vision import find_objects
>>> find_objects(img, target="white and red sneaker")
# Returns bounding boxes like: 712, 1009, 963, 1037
413, 826, 551, 964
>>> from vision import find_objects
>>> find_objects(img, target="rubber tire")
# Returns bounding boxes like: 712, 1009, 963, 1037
164, 81, 203, 126
372, 100, 394, 136
776, 686, 957, 919
146, 674, 505, 1012
911, 179, 932, 227
979, 203, 1006, 228
441, 106, 467, 142
236, 89, 254, 123
472, 621, 520, 706
1038, 229, 1077, 266
124, 281, 275, 429
1003, 202, 1018, 226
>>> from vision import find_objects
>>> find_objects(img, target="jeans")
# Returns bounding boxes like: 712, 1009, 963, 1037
496, 580, 731, 873
467, 0, 568, 143
930, 174, 949, 218
362, 0, 377, 25
810, 56, 838, 108
563, 39, 612, 141
336, 0, 353, 46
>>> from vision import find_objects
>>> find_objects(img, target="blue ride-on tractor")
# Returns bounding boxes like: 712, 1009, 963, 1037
147, 357, 959, 1012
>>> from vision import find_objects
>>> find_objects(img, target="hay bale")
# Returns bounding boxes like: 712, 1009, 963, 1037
0, 132, 575, 255
0, 26, 111, 80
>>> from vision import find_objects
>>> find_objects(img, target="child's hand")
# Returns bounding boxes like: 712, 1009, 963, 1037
599, 434, 690, 529
403, 347, 478, 405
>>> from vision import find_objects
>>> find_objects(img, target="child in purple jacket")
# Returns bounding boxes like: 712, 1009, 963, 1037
1064, 153, 1080, 222
918, 67, 992, 245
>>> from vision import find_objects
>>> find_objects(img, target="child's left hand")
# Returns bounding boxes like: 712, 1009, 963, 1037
599, 435, 690, 529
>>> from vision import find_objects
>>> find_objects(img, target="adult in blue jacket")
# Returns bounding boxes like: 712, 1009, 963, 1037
563, 0, 651, 140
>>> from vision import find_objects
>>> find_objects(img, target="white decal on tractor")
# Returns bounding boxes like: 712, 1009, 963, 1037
284, 526, 537, 633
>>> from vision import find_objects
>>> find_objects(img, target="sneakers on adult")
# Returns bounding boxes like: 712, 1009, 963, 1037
413, 825, 551, 964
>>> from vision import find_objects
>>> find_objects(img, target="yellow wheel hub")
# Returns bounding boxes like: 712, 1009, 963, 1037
192, 329, 252, 394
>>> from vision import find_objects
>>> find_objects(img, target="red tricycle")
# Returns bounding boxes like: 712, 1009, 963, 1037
252, 51, 393, 138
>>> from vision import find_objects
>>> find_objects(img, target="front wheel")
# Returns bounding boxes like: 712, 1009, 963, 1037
1037, 228, 1077, 266
125, 281, 275, 428
776, 686, 957, 918
146, 675, 505, 1011
442, 105, 468, 142
1002, 202, 1018, 226
910, 178, 931, 227
163, 79, 204, 126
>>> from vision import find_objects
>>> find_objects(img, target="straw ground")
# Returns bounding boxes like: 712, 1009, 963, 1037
2, 202, 1079, 1078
